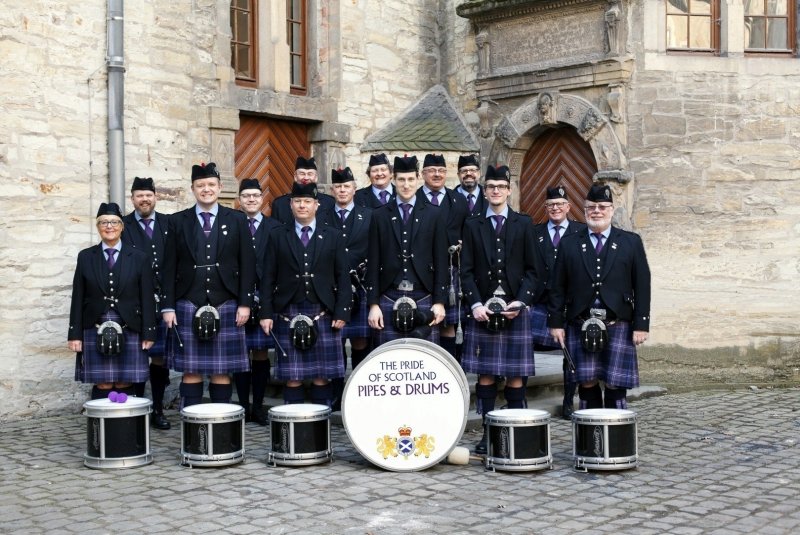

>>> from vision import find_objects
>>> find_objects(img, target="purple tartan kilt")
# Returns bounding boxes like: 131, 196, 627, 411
75, 310, 149, 384
530, 303, 559, 349
245, 319, 274, 351
168, 299, 249, 375
565, 320, 639, 389
272, 302, 344, 381
342, 287, 370, 340
373, 289, 440, 347
461, 307, 535, 377
444, 269, 464, 326
145, 319, 169, 358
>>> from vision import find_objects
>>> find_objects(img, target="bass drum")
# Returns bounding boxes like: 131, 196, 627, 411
342, 338, 469, 472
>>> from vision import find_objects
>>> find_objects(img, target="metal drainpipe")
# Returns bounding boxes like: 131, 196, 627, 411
107, 0, 125, 207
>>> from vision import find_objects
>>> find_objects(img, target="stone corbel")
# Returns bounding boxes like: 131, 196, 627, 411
594, 169, 632, 184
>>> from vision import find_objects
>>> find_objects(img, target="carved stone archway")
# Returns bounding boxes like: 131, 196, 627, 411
487, 92, 634, 227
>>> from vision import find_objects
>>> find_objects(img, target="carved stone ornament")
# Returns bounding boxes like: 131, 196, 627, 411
537, 92, 557, 125
579, 109, 604, 141
476, 28, 490, 76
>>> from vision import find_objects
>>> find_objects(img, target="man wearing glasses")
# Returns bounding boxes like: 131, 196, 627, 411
271, 157, 335, 224
460, 165, 538, 454
455, 154, 485, 217
547, 184, 651, 411
531, 185, 586, 419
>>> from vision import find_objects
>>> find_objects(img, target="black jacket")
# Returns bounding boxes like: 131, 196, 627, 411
161, 205, 256, 309
547, 227, 651, 331
320, 204, 372, 272
259, 221, 352, 321
354, 185, 394, 209
531, 219, 587, 304
415, 187, 469, 247
366, 201, 448, 305
271, 191, 335, 224
68, 244, 157, 340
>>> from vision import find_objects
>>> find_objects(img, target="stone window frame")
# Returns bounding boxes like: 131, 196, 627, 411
231, 0, 258, 87
665, 0, 721, 54
287, 0, 308, 96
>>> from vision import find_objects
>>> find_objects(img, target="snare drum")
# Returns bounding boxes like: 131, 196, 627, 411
485, 409, 552, 472
83, 397, 152, 469
572, 408, 638, 471
267, 404, 332, 467
342, 338, 470, 472
180, 403, 245, 467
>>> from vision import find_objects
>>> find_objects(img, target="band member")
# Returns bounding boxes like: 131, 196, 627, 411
270, 156, 335, 224
548, 184, 651, 411
259, 183, 352, 406
416, 154, 469, 360
161, 162, 255, 407
532, 185, 587, 420
354, 153, 394, 208
69, 203, 156, 400
323, 167, 373, 411
121, 177, 172, 429
234, 178, 281, 425
455, 154, 485, 217
460, 165, 538, 454
367, 155, 447, 346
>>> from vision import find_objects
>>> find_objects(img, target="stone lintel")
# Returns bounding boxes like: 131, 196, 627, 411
476, 57, 633, 100
309, 122, 351, 144
230, 85, 334, 123
457, 0, 601, 23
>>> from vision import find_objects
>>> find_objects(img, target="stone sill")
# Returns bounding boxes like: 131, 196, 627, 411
643, 52, 800, 76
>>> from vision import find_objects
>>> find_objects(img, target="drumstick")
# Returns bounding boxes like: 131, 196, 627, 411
172, 326, 184, 348
270, 331, 288, 357
560, 342, 576, 374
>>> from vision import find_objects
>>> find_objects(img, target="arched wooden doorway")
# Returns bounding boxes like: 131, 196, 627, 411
234, 115, 310, 215
519, 126, 596, 224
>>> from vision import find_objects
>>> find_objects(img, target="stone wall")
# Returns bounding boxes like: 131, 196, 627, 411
0, 1, 234, 420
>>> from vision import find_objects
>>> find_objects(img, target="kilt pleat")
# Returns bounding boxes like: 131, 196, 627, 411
373, 290, 440, 347
245, 319, 274, 351
444, 268, 464, 326
461, 308, 535, 377
565, 320, 639, 389
75, 310, 149, 384
272, 302, 344, 381
145, 319, 169, 358
530, 303, 560, 349
168, 299, 249, 374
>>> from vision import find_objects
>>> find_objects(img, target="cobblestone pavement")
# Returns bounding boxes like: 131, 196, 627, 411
1, 388, 798, 535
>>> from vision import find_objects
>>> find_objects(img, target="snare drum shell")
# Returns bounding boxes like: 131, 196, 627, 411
268, 404, 332, 466
572, 409, 638, 471
180, 403, 245, 467
485, 409, 552, 472
83, 398, 152, 469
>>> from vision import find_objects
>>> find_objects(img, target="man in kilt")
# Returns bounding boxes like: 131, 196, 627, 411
548, 184, 651, 410
354, 153, 394, 208
258, 182, 352, 406
367, 155, 447, 346
455, 154, 485, 217
323, 167, 373, 411
234, 178, 281, 425
69, 203, 156, 399
416, 154, 469, 360
121, 176, 173, 429
460, 165, 538, 454
161, 162, 256, 407
531, 185, 586, 420
270, 156, 335, 224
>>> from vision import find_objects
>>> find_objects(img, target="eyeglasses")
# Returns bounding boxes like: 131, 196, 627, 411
485, 184, 509, 191
458, 168, 479, 174
585, 204, 613, 212
97, 220, 122, 228
545, 201, 568, 209
240, 193, 262, 200
425, 167, 447, 175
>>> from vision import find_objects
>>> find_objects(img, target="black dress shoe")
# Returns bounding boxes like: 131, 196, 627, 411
151, 412, 171, 430
562, 400, 575, 421
251, 406, 268, 426
474, 433, 488, 455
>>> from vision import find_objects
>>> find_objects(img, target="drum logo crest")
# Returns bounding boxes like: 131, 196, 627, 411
198, 424, 208, 455
592, 425, 603, 457
375, 425, 436, 460
499, 428, 510, 458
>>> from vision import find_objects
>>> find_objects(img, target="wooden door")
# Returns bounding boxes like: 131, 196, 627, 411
519, 127, 596, 224
234, 115, 310, 215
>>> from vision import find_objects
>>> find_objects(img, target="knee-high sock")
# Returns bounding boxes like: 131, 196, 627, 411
150, 364, 170, 412
440, 336, 457, 359
504, 385, 526, 409
283, 384, 305, 404
604, 385, 628, 409
475, 383, 497, 415
208, 382, 232, 404
251, 360, 270, 410
180, 382, 204, 408
310, 382, 333, 408
579, 384, 603, 410
91, 385, 111, 400
234, 371, 251, 411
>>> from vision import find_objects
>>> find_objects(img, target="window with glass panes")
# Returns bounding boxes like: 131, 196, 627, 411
231, 0, 257, 85
744, 0, 795, 52
287, 0, 307, 95
666, 0, 720, 52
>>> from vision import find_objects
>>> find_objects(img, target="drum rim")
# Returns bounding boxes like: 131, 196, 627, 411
180, 402, 245, 419
341, 337, 469, 472
486, 408, 551, 424
572, 408, 636, 418
269, 403, 332, 419
84, 398, 152, 418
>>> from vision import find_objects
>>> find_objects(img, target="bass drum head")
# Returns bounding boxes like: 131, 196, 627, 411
342, 338, 469, 472
181, 403, 244, 422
